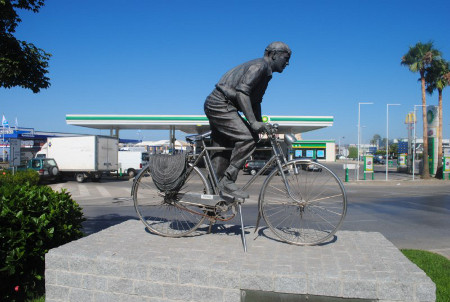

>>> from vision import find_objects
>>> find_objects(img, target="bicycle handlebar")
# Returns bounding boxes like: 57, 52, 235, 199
263, 123, 279, 135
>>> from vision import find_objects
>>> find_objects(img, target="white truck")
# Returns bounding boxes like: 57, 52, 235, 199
117, 150, 149, 178
36, 136, 118, 182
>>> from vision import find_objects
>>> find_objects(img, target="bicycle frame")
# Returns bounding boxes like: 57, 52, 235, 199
186, 130, 302, 203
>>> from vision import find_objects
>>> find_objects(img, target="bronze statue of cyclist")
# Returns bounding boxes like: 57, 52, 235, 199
204, 41, 291, 199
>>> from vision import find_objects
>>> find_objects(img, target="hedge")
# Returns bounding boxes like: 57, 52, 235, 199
0, 182, 85, 301
0, 169, 39, 186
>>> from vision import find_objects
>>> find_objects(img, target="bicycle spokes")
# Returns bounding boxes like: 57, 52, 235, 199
260, 160, 347, 245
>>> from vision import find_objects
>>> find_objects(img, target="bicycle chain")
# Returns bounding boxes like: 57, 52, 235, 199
174, 202, 236, 222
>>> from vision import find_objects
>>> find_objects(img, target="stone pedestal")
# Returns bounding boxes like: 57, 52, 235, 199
45, 220, 435, 302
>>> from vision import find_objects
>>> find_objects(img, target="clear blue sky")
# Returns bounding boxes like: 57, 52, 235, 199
2, 0, 450, 144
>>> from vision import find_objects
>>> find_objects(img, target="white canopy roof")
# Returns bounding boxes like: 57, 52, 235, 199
66, 114, 333, 134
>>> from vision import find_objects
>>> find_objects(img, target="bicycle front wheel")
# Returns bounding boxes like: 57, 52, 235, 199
133, 164, 210, 237
260, 160, 347, 245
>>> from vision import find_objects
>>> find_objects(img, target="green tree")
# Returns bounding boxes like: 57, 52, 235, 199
348, 146, 357, 159
389, 143, 398, 155
401, 42, 441, 179
370, 134, 382, 147
425, 58, 450, 178
0, 0, 51, 93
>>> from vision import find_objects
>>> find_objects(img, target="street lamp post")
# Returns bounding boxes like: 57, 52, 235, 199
357, 102, 373, 181
338, 136, 345, 155
412, 105, 426, 180
386, 104, 401, 181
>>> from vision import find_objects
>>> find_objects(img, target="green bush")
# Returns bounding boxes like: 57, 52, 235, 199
0, 183, 85, 301
348, 146, 358, 159
0, 169, 40, 186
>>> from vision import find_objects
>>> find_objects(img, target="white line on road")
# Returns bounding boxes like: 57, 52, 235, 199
51, 183, 64, 192
77, 184, 90, 197
96, 185, 112, 198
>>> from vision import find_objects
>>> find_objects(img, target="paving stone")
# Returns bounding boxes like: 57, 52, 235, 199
107, 277, 134, 295
416, 282, 437, 302
45, 269, 57, 285
274, 276, 307, 294
45, 284, 69, 300
163, 284, 192, 301
148, 264, 178, 283
240, 273, 273, 291
308, 277, 342, 297
342, 280, 377, 299
223, 289, 241, 302
209, 270, 240, 288
192, 286, 224, 301
179, 267, 211, 286
56, 271, 83, 287
133, 280, 164, 298
68, 288, 93, 302
45, 220, 436, 302
81, 274, 108, 291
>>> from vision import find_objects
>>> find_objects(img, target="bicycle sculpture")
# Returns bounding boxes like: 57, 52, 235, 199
132, 124, 347, 251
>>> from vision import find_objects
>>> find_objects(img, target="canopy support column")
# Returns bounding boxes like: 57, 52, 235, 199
110, 128, 119, 138
169, 126, 175, 154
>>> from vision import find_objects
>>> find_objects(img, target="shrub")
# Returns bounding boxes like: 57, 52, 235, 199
0, 169, 40, 186
0, 183, 85, 301
348, 146, 358, 159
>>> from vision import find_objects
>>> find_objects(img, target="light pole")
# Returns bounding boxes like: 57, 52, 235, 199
338, 136, 345, 156
386, 103, 401, 181
412, 105, 426, 180
357, 102, 373, 181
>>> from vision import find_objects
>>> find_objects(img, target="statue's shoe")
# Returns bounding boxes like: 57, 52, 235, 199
219, 179, 249, 199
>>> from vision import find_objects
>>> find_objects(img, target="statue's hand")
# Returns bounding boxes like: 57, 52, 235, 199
250, 121, 267, 133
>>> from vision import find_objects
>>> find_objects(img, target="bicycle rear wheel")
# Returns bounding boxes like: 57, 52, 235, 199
260, 160, 347, 245
133, 164, 210, 237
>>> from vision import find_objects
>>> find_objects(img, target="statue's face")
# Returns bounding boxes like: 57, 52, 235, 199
272, 52, 290, 73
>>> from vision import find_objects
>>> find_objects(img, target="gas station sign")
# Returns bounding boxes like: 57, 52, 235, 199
364, 155, 373, 172
363, 155, 374, 180
444, 157, 450, 173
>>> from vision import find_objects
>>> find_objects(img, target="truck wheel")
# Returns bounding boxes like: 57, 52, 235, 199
127, 169, 136, 178
91, 173, 102, 182
75, 173, 85, 183
250, 169, 257, 175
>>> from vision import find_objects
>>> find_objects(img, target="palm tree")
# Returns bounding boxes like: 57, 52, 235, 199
425, 58, 450, 178
401, 42, 441, 178
370, 134, 381, 148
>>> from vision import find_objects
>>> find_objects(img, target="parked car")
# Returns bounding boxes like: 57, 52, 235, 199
373, 157, 386, 165
17, 158, 60, 182
373, 156, 386, 164
243, 160, 275, 175
297, 157, 322, 172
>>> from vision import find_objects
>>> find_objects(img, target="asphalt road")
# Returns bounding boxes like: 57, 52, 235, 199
48, 163, 450, 259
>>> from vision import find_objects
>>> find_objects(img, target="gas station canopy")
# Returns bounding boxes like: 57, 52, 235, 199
66, 115, 333, 134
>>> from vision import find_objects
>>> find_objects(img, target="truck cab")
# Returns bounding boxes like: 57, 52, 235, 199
117, 150, 149, 178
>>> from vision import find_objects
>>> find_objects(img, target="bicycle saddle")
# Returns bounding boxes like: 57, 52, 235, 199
185, 131, 212, 143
